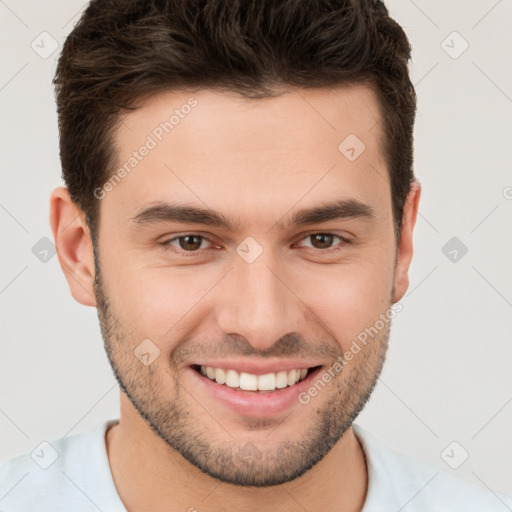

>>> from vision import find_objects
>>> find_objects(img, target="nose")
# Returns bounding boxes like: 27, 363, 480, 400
215, 247, 306, 352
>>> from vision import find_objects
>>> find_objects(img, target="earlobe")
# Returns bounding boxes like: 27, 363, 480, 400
49, 186, 97, 307
392, 181, 421, 303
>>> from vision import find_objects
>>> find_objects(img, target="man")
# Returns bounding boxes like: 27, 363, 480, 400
1, 0, 511, 510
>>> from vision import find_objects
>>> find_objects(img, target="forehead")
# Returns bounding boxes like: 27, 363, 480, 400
104, 85, 389, 228
117, 84, 383, 156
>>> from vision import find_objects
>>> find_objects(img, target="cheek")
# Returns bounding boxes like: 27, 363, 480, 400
297, 258, 394, 350
104, 266, 217, 343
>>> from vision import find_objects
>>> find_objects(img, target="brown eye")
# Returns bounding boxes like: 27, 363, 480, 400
309, 233, 335, 249
163, 234, 210, 252
296, 233, 350, 253
176, 235, 204, 251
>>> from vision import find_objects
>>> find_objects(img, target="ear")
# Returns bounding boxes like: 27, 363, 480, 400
392, 181, 421, 303
49, 186, 97, 307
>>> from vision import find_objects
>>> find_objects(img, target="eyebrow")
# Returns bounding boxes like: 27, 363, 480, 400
129, 199, 375, 231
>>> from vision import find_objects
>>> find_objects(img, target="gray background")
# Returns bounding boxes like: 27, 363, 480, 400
1, 0, 511, 499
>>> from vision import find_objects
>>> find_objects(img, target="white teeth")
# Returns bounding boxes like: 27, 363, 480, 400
225, 369, 239, 388
275, 371, 288, 388
258, 373, 276, 391
199, 365, 311, 391
239, 372, 258, 391
214, 368, 226, 385
287, 369, 298, 386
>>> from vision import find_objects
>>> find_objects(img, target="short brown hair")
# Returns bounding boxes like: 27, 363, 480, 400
53, 0, 416, 243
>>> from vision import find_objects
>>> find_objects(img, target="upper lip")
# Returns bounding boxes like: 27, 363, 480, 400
189, 359, 323, 375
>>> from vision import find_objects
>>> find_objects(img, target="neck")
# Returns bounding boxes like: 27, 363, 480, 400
106, 394, 368, 512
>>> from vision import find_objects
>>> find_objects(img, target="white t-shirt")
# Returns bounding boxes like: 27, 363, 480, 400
1, 419, 511, 511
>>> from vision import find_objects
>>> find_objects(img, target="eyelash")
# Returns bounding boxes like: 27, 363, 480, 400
161, 232, 351, 257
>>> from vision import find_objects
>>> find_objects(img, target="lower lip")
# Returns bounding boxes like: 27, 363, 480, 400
187, 366, 323, 417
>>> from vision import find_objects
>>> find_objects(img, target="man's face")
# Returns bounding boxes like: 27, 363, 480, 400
92, 85, 405, 486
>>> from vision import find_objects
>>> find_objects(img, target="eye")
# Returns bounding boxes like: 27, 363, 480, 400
296, 233, 350, 252
162, 234, 215, 253
161, 232, 351, 257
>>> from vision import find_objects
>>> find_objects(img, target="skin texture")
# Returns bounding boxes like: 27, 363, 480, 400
50, 85, 420, 512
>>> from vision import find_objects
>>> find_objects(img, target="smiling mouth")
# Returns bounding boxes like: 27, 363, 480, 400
191, 364, 322, 393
